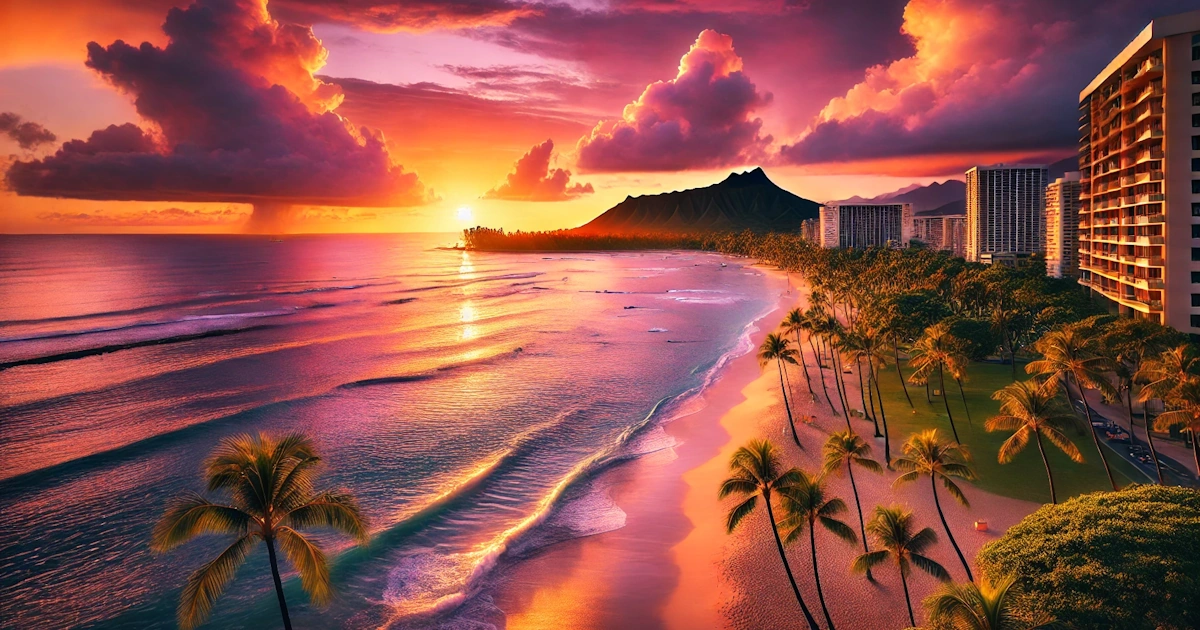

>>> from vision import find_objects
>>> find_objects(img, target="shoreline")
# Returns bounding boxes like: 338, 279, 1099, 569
488, 271, 1043, 630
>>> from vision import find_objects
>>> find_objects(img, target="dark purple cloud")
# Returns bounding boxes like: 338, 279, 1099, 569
484, 139, 593, 201
0, 113, 57, 151
576, 30, 772, 173
273, 0, 538, 31
4, 0, 430, 229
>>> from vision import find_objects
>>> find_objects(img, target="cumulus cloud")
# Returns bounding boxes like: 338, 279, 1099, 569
4, 0, 430, 230
483, 139, 593, 201
778, 0, 1196, 171
0, 113, 57, 151
575, 29, 772, 173
274, 0, 538, 32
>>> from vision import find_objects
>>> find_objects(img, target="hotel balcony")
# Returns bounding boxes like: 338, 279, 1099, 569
1133, 234, 1166, 245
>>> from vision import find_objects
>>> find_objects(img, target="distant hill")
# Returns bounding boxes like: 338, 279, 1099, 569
918, 198, 966, 217
575, 167, 818, 234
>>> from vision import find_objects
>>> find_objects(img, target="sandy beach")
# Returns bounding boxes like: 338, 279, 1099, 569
489, 272, 1042, 630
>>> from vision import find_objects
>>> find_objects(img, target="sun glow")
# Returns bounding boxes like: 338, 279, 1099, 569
456, 206, 474, 222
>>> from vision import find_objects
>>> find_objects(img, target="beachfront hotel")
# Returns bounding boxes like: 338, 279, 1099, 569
1077, 9, 1200, 334
1046, 172, 1083, 278
912, 214, 967, 257
965, 165, 1049, 263
818, 203, 914, 248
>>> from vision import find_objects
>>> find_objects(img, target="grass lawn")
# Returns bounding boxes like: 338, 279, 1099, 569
867, 360, 1145, 504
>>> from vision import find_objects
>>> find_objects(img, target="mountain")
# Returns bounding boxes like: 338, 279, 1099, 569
919, 198, 966, 216
839, 180, 965, 213
575, 167, 819, 234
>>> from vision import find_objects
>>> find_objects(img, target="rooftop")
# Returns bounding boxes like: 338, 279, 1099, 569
1079, 9, 1200, 101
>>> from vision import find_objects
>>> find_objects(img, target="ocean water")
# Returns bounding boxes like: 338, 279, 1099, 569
0, 234, 779, 629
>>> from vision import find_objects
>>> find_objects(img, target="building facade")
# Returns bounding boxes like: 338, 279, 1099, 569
965, 165, 1049, 262
912, 214, 967, 257
819, 203, 914, 249
1077, 10, 1200, 334
1045, 172, 1083, 278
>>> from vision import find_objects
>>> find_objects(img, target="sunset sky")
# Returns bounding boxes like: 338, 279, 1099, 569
0, 0, 1194, 234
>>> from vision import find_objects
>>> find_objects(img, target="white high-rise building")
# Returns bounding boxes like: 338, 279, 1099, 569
965, 165, 1049, 262
819, 203, 913, 249
1045, 172, 1083, 278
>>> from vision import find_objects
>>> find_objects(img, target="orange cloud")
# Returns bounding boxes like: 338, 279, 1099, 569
483, 139, 593, 201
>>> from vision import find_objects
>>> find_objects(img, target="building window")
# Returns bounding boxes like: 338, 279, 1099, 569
1194, 135, 1200, 150
1195, 158, 1200, 171
1195, 295, 1200, 307
1195, 203, 1200, 216
1194, 71, 1200, 85
1195, 114, 1200, 128
1195, 247, 1200, 261
1195, 224, 1200, 238
1194, 271, 1200, 283
1195, 46, 1200, 61
1195, 180, 1200, 194
1194, 315, 1200, 328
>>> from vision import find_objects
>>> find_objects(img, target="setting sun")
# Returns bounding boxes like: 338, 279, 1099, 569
456, 206, 474, 223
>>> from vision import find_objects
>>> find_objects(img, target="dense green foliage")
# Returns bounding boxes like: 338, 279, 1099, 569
976, 485, 1200, 630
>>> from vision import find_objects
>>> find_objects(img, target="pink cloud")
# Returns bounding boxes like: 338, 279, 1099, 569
0, 113, 57, 151
4, 0, 431, 230
36, 206, 249, 227
483, 139, 593, 201
575, 29, 772, 173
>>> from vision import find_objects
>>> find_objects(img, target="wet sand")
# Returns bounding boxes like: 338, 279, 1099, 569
490, 276, 1042, 630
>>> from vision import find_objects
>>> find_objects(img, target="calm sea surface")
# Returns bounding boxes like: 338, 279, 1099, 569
0, 234, 778, 629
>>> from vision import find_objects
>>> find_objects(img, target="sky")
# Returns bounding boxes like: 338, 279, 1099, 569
0, 0, 1194, 234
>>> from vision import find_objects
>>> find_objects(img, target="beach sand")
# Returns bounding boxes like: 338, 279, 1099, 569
489, 275, 1041, 630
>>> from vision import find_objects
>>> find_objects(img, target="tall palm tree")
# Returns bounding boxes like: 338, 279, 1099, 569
815, 311, 854, 418
719, 440, 821, 630
1138, 344, 1200, 406
839, 329, 872, 433
779, 469, 858, 630
1152, 380, 1200, 477
783, 308, 818, 402
909, 323, 964, 443
985, 381, 1083, 504
1026, 327, 1119, 491
948, 352, 973, 426
759, 332, 803, 447
152, 433, 369, 630
852, 505, 950, 627
803, 306, 841, 416
880, 305, 916, 409
893, 429, 976, 582
924, 575, 1058, 630
821, 432, 882, 578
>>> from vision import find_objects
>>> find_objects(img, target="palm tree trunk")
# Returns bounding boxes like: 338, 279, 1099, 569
925, 379, 932, 404
846, 463, 873, 581
1142, 398, 1166, 484
1191, 429, 1200, 479
794, 331, 817, 401
955, 377, 972, 425
808, 519, 836, 630
1034, 430, 1057, 504
866, 366, 883, 438
764, 493, 821, 630
1127, 387, 1163, 484
899, 565, 915, 628
777, 360, 801, 447
266, 537, 294, 630
931, 476, 973, 582
830, 349, 853, 424
893, 339, 915, 409
1071, 375, 1117, 491
1003, 327, 1016, 381
857, 357, 880, 437
810, 337, 838, 416
871, 371, 892, 467
938, 366, 961, 443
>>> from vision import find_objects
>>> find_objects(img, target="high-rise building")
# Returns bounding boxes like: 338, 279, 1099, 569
965, 165, 1049, 262
1046, 172, 1083, 278
912, 214, 967, 257
818, 203, 913, 249
1077, 9, 1200, 334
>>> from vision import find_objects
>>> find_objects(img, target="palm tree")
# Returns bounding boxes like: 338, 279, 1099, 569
985, 381, 1083, 504
719, 440, 821, 630
783, 308, 818, 402
1026, 328, 1119, 491
759, 333, 803, 447
893, 429, 976, 582
909, 323, 964, 443
1138, 344, 1200, 406
948, 353, 972, 426
852, 505, 950, 627
1152, 380, 1200, 477
779, 469, 858, 630
924, 575, 1058, 629
821, 432, 882, 578
152, 432, 369, 630
803, 306, 841, 416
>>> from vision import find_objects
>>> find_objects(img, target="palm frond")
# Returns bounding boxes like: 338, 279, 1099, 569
176, 534, 257, 630
151, 493, 252, 552
910, 551, 951, 582
851, 550, 888, 574
275, 527, 332, 606
283, 491, 370, 543
818, 516, 858, 544
725, 495, 757, 533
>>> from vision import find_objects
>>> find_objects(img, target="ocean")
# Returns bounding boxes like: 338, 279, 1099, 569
0, 233, 780, 629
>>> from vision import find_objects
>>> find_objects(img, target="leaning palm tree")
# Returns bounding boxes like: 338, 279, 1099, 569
719, 439, 821, 630
803, 306, 841, 416
852, 505, 950, 627
152, 432, 369, 630
783, 308, 818, 402
893, 429, 976, 582
1026, 327, 1118, 490
779, 469, 858, 630
1138, 344, 1200, 407
924, 575, 1058, 630
759, 333, 803, 447
909, 323, 964, 443
1153, 380, 1200, 477
822, 431, 883, 576
985, 381, 1083, 504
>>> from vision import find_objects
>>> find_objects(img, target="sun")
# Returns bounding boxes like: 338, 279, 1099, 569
455, 206, 474, 222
